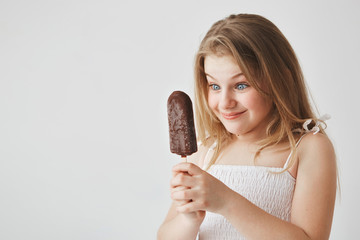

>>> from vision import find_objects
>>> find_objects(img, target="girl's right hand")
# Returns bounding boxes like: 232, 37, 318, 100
171, 173, 206, 223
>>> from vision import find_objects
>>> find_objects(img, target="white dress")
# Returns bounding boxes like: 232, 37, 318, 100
197, 115, 329, 239
198, 135, 306, 239
198, 164, 295, 239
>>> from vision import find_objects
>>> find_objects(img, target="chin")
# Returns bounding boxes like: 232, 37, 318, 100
222, 125, 243, 135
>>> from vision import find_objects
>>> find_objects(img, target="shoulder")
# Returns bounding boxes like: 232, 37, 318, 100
298, 131, 333, 147
186, 141, 213, 169
295, 132, 337, 206
297, 133, 336, 167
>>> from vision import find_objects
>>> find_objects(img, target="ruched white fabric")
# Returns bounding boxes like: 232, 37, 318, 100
198, 165, 295, 240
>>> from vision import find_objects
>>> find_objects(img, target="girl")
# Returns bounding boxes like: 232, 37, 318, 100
158, 14, 337, 240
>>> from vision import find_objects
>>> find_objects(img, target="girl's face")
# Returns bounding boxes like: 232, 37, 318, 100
204, 54, 273, 138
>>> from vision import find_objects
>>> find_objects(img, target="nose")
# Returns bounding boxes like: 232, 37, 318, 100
219, 90, 236, 110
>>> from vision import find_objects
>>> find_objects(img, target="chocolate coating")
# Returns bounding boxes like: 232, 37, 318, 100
167, 91, 197, 157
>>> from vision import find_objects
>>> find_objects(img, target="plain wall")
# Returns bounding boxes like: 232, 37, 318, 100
0, 0, 359, 239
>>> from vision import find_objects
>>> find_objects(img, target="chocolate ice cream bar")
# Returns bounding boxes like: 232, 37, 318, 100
167, 91, 197, 158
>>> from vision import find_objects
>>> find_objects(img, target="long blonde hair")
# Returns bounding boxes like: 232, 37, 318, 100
194, 14, 325, 171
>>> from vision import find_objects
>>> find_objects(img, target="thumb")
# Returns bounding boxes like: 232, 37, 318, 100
172, 162, 202, 176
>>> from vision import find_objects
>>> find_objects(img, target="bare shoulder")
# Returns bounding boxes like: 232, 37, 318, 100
297, 133, 336, 168
296, 132, 337, 183
299, 131, 333, 147
186, 142, 211, 169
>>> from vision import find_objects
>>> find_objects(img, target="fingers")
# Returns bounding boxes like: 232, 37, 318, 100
176, 200, 204, 213
170, 163, 207, 213
171, 186, 192, 207
170, 172, 193, 188
172, 162, 202, 176
171, 187, 194, 201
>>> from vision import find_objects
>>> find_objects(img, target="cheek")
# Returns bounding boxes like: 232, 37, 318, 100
242, 91, 271, 112
207, 92, 218, 111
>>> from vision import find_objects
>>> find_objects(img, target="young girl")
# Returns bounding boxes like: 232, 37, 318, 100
158, 14, 337, 240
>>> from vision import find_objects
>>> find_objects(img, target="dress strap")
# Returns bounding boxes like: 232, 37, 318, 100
293, 114, 331, 134
202, 141, 217, 170
283, 114, 330, 169
283, 133, 308, 169
303, 114, 331, 134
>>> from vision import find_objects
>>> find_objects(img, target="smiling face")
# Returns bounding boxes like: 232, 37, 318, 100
204, 54, 273, 139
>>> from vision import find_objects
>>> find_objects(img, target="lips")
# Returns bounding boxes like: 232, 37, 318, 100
221, 111, 246, 120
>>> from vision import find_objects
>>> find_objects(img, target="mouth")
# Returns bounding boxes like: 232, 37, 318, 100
221, 111, 246, 120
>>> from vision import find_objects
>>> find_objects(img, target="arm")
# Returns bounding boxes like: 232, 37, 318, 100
157, 144, 208, 240
289, 133, 337, 239
173, 133, 337, 239
157, 202, 204, 240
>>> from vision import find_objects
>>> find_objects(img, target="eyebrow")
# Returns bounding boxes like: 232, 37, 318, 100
205, 72, 244, 81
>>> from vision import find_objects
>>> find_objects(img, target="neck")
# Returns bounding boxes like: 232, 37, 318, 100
233, 126, 268, 145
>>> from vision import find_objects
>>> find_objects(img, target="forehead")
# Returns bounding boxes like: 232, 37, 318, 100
204, 54, 242, 76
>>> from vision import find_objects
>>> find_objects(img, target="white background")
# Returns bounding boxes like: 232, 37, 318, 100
0, 0, 359, 239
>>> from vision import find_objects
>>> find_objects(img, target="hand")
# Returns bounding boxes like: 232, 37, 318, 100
171, 162, 232, 215
171, 172, 206, 222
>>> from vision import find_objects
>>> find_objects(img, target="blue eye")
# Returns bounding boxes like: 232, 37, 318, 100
210, 84, 220, 91
236, 83, 248, 90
